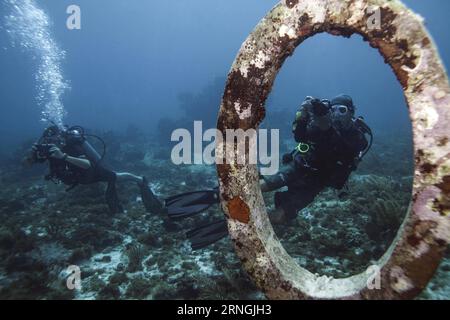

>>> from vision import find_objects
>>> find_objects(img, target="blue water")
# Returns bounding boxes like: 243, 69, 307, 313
0, 0, 448, 300
0, 0, 448, 148
3, 0, 69, 128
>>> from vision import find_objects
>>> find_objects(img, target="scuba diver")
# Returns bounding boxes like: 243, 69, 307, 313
164, 94, 373, 250
24, 124, 163, 215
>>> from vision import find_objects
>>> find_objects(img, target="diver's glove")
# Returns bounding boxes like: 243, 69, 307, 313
48, 145, 66, 160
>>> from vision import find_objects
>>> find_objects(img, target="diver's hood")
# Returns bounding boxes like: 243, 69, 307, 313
331, 94, 355, 112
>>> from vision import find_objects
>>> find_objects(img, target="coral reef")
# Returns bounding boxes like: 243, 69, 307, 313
271, 172, 411, 278
0, 127, 446, 300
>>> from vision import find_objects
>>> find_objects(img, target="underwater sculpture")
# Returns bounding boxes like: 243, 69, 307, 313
216, 0, 450, 299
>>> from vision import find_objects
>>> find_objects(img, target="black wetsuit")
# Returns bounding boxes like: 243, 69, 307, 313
265, 105, 368, 220
47, 142, 122, 213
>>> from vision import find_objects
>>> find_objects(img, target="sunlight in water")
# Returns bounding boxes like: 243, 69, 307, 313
4, 0, 69, 127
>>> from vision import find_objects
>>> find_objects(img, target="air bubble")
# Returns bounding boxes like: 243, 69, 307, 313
4, 0, 70, 127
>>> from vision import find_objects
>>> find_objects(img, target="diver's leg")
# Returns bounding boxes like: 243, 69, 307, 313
270, 186, 321, 225
116, 172, 143, 184
269, 207, 288, 225
115, 172, 163, 214
97, 168, 124, 214
105, 180, 124, 214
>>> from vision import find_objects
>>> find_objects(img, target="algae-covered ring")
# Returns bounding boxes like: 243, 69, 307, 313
216, 0, 450, 299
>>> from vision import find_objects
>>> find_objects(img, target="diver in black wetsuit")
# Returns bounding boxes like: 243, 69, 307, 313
25, 125, 163, 215
260, 94, 371, 224
164, 94, 373, 249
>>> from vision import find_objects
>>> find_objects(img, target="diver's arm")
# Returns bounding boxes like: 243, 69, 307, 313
49, 146, 92, 170
294, 98, 331, 142
65, 155, 92, 170
23, 144, 47, 167
259, 178, 281, 192
260, 179, 271, 192
259, 162, 295, 192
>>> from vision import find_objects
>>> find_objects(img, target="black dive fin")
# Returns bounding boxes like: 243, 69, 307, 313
186, 219, 228, 250
165, 188, 219, 220
140, 177, 164, 214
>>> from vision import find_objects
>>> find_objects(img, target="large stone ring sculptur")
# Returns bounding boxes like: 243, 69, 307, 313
216, 0, 450, 299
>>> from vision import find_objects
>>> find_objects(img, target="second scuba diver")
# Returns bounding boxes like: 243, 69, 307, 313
164, 94, 373, 250
24, 125, 163, 215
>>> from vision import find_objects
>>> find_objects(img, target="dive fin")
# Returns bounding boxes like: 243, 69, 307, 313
186, 219, 228, 250
165, 188, 219, 220
140, 177, 164, 214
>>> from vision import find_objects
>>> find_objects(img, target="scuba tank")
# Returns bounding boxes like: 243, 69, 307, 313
82, 139, 102, 164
